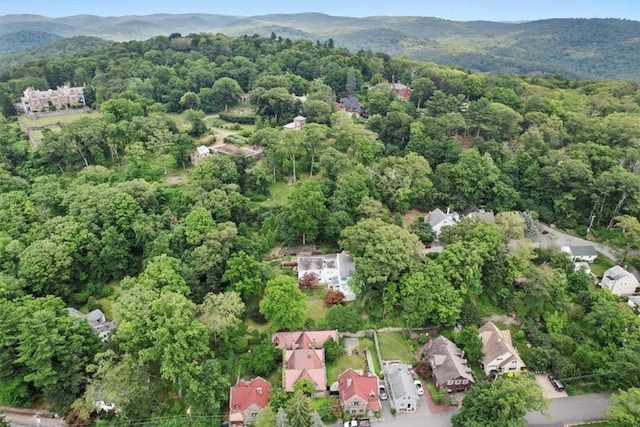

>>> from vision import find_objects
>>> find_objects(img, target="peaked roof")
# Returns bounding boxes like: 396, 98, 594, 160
338, 369, 381, 411
566, 245, 598, 257
229, 377, 271, 414
479, 321, 525, 369
383, 364, 418, 401
423, 336, 474, 385
272, 330, 338, 350
604, 265, 633, 280
283, 348, 327, 391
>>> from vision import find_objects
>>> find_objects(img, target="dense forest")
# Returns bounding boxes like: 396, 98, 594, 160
1, 14, 640, 80
0, 32, 639, 425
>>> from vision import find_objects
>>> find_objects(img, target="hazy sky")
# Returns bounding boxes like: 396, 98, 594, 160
1, 0, 638, 21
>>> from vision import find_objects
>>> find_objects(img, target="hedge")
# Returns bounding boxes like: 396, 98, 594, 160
219, 112, 256, 124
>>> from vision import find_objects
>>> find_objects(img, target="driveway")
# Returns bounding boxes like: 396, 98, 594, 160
526, 392, 611, 426
532, 224, 620, 261
534, 373, 568, 399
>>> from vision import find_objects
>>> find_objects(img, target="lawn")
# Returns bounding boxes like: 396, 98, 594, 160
377, 331, 416, 364
359, 337, 381, 375
590, 254, 615, 277
310, 397, 337, 424
326, 354, 367, 384
257, 182, 296, 207
304, 299, 329, 323
19, 111, 99, 127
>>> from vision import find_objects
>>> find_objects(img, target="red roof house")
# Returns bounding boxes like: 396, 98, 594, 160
229, 377, 271, 426
338, 369, 381, 416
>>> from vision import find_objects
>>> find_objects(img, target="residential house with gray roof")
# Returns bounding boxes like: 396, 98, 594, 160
478, 321, 525, 377
383, 363, 419, 411
423, 336, 474, 392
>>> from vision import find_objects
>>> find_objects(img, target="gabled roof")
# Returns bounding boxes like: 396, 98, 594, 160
423, 337, 474, 385
339, 96, 364, 114
604, 265, 633, 280
383, 364, 418, 401
338, 369, 381, 411
283, 348, 327, 391
196, 145, 210, 155
479, 321, 525, 369
229, 377, 271, 414
565, 245, 598, 257
272, 330, 338, 350
428, 208, 447, 228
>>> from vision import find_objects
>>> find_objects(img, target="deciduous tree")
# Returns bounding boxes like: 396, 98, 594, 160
259, 277, 306, 331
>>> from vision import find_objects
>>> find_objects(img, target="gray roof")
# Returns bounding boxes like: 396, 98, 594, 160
87, 309, 106, 324
479, 321, 525, 370
568, 246, 597, 257
423, 337, 474, 385
427, 208, 447, 228
605, 265, 632, 281
338, 252, 355, 278
384, 364, 418, 401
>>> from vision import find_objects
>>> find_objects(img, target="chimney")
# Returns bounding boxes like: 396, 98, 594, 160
257, 387, 263, 395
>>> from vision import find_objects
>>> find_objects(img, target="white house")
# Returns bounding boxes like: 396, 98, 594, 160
427, 208, 460, 237
627, 296, 640, 314
283, 115, 306, 130
478, 321, 526, 377
561, 245, 598, 263
600, 265, 640, 296
383, 363, 419, 411
191, 145, 211, 164
297, 252, 356, 301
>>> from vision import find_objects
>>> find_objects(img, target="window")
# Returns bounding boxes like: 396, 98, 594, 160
447, 380, 454, 385
251, 412, 258, 418
462, 380, 468, 384
454, 380, 461, 385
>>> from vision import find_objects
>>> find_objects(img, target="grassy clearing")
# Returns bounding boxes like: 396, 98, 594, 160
401, 209, 426, 229
304, 299, 329, 323
377, 331, 416, 364
590, 254, 615, 277
359, 337, 381, 375
476, 295, 503, 316
257, 182, 296, 207
326, 354, 367, 384
19, 111, 99, 127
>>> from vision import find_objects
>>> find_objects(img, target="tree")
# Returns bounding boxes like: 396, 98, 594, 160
275, 407, 289, 427
222, 252, 265, 301
452, 375, 547, 427
410, 217, 436, 245
309, 411, 325, 427
340, 218, 422, 299
323, 337, 345, 363
451, 326, 483, 363
324, 290, 344, 307
288, 180, 329, 245
243, 338, 282, 377
254, 406, 276, 427
607, 388, 640, 427
286, 391, 311, 427
326, 305, 363, 332
197, 291, 245, 340
495, 211, 527, 240
210, 77, 243, 111
184, 109, 207, 137
298, 272, 319, 290
259, 277, 306, 331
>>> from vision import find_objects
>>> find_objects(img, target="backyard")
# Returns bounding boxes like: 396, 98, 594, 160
326, 353, 368, 385
377, 331, 417, 364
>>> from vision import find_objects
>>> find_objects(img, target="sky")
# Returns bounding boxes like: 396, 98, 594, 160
1, 0, 638, 21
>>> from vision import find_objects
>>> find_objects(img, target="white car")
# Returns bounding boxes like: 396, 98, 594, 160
344, 420, 358, 427
414, 380, 424, 395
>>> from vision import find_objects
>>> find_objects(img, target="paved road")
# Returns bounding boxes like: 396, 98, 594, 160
533, 224, 620, 261
527, 392, 611, 426
4, 413, 66, 427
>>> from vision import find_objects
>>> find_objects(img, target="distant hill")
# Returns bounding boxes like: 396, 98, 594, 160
0, 30, 62, 53
0, 13, 638, 80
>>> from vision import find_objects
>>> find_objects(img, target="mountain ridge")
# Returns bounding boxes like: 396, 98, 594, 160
0, 13, 638, 80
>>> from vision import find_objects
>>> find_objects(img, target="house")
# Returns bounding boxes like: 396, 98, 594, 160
478, 321, 526, 377
391, 82, 411, 100
338, 369, 381, 416
462, 205, 495, 222
338, 96, 366, 117
600, 265, 640, 296
191, 145, 211, 164
229, 377, 271, 426
283, 115, 306, 130
297, 252, 356, 301
271, 330, 338, 392
66, 307, 116, 341
383, 363, 419, 411
422, 336, 474, 392
426, 208, 460, 237
21, 85, 85, 113
561, 245, 598, 263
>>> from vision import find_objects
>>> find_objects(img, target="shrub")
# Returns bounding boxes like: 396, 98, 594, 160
324, 337, 345, 363
326, 305, 363, 332
219, 112, 257, 124
324, 290, 344, 307
304, 317, 316, 329
390, 407, 397, 416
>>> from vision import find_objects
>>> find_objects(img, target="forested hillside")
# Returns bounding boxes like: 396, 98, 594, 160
0, 33, 639, 425
1, 13, 639, 80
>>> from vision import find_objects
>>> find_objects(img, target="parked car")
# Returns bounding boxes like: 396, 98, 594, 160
548, 375, 565, 391
414, 379, 424, 395
344, 420, 358, 427
94, 400, 116, 412
379, 384, 388, 400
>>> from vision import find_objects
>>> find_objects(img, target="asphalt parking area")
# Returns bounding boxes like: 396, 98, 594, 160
535, 373, 568, 399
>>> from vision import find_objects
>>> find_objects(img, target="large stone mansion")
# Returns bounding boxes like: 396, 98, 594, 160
20, 85, 86, 113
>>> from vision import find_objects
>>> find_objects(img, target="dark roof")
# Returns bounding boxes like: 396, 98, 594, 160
339, 96, 364, 114
423, 337, 474, 385
568, 245, 597, 257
